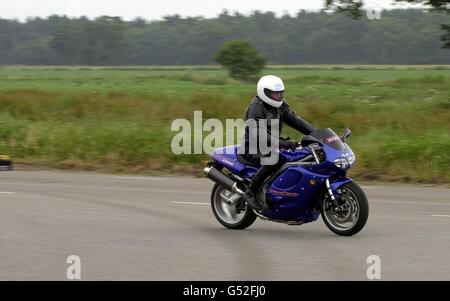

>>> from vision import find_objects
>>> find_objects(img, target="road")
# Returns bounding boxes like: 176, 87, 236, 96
0, 171, 449, 280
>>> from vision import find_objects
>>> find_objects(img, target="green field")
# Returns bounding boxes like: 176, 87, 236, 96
0, 65, 449, 183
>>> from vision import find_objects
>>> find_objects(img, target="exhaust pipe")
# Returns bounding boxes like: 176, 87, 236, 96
204, 166, 244, 196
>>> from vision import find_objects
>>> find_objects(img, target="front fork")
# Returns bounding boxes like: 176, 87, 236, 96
325, 178, 340, 207
324, 177, 353, 209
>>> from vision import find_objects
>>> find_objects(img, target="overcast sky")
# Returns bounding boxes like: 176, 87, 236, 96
1, 0, 422, 21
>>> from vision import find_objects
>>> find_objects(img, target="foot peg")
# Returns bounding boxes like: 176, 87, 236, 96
244, 190, 265, 211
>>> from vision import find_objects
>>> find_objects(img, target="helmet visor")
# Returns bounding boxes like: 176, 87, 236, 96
264, 89, 285, 102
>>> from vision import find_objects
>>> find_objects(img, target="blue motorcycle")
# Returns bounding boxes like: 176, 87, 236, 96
204, 128, 369, 236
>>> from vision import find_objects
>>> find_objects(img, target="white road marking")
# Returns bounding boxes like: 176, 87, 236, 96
114, 176, 165, 181
370, 199, 448, 207
172, 201, 210, 206
0, 182, 209, 195
0, 192, 15, 194
431, 215, 450, 218
361, 186, 376, 189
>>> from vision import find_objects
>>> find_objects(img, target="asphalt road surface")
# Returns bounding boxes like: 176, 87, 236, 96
0, 171, 449, 280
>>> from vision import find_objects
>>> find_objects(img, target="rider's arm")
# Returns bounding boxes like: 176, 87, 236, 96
281, 101, 315, 135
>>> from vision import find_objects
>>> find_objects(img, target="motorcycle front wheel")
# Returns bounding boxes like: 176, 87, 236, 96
321, 182, 369, 236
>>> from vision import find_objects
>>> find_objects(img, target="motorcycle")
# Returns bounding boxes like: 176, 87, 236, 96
204, 128, 369, 236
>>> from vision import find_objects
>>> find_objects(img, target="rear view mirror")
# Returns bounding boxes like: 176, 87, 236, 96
341, 129, 351, 143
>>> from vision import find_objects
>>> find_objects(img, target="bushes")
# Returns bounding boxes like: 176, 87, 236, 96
215, 40, 266, 81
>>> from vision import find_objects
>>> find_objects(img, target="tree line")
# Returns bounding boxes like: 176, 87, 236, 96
0, 9, 449, 65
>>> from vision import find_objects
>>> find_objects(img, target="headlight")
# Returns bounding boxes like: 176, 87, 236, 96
347, 155, 356, 165
334, 157, 350, 169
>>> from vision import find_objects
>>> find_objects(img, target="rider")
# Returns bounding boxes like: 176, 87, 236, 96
241, 75, 316, 211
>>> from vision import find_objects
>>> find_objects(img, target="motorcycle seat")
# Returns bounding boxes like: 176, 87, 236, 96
236, 153, 261, 168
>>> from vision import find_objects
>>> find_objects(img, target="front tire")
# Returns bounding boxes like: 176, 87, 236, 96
321, 182, 369, 236
211, 183, 257, 230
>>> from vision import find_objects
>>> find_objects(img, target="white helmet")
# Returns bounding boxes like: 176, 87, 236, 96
257, 75, 285, 108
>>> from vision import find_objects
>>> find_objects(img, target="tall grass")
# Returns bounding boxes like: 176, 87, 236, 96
0, 67, 449, 183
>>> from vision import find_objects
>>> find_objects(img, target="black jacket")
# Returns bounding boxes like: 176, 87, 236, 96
242, 96, 315, 160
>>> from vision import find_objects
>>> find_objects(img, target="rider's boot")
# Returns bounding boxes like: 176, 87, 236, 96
243, 188, 265, 211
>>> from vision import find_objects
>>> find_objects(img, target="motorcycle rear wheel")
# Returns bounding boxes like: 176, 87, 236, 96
211, 183, 257, 230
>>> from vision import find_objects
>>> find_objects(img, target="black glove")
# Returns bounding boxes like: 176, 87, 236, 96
279, 140, 297, 151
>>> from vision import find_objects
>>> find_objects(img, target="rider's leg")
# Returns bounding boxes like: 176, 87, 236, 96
244, 161, 283, 210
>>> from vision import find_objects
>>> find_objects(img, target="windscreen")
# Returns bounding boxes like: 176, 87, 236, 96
311, 128, 346, 151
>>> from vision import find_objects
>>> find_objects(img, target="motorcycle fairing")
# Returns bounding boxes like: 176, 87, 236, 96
211, 145, 258, 178
262, 165, 326, 222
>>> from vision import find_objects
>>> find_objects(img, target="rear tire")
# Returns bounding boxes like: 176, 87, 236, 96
321, 182, 369, 236
211, 183, 257, 230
